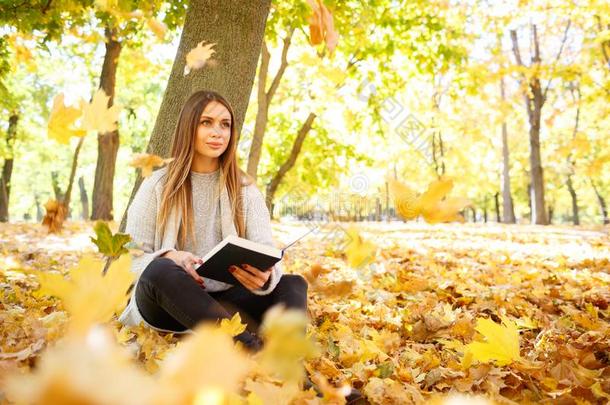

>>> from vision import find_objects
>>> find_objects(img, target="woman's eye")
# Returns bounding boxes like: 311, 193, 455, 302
200, 120, 210, 126
222, 122, 231, 128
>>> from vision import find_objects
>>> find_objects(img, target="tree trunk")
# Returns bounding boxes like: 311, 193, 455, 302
62, 136, 85, 217
494, 192, 500, 222
510, 26, 551, 225
91, 27, 122, 220
0, 113, 18, 222
509, 22, 570, 224
526, 181, 532, 223
566, 82, 581, 226
51, 171, 64, 202
591, 180, 609, 224
79, 176, 89, 220
247, 28, 294, 180
265, 113, 316, 217
120, 0, 272, 232
35, 195, 43, 221
499, 76, 516, 223
566, 175, 579, 225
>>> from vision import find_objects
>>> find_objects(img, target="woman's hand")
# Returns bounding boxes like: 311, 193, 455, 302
162, 250, 205, 287
229, 264, 272, 291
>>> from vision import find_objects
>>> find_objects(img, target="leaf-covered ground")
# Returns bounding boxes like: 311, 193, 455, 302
1, 221, 609, 404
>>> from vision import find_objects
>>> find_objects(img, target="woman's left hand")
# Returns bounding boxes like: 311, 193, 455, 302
229, 263, 272, 291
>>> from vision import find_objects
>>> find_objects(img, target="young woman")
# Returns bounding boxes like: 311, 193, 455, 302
118, 90, 308, 351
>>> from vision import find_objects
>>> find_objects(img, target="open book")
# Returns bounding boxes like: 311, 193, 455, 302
194, 228, 315, 285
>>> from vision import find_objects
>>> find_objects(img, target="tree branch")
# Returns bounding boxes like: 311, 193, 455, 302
542, 19, 571, 100
266, 27, 295, 104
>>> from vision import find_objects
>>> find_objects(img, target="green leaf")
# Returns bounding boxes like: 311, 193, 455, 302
90, 221, 131, 259
377, 361, 394, 378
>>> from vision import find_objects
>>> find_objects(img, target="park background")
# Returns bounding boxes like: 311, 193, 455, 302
0, 1, 609, 404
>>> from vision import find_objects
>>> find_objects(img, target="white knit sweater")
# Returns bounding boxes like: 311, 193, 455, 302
118, 166, 283, 332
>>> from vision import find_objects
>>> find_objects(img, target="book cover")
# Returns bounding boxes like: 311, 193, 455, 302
193, 228, 315, 286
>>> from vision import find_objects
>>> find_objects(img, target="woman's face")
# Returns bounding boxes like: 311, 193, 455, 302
194, 100, 232, 160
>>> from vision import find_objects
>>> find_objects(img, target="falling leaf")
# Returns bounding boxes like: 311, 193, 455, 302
42, 199, 67, 233
464, 317, 521, 366
147, 18, 167, 41
47, 94, 86, 144
184, 41, 216, 75
389, 177, 471, 224
306, 0, 339, 54
344, 226, 377, 268
388, 179, 420, 220
219, 313, 247, 337
80, 88, 121, 133
90, 221, 131, 259
34, 254, 134, 335
258, 306, 319, 383
155, 324, 251, 404
129, 153, 174, 177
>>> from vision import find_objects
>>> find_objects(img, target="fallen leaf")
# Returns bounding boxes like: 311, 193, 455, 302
464, 317, 521, 366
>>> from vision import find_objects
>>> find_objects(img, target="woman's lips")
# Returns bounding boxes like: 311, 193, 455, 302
206, 142, 223, 149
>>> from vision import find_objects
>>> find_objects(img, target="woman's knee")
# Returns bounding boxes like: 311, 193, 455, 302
279, 274, 308, 294
139, 257, 181, 286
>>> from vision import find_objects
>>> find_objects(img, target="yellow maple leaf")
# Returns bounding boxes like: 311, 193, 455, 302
464, 317, 521, 366
35, 254, 134, 335
129, 153, 174, 177
184, 41, 216, 75
47, 93, 86, 144
80, 89, 121, 134
219, 312, 247, 337
344, 226, 377, 268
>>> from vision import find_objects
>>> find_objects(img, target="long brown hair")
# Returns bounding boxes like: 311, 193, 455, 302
157, 90, 252, 249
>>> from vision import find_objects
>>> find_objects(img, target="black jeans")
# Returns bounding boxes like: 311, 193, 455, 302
135, 257, 308, 336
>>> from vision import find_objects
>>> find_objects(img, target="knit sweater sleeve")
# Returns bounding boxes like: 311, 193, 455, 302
243, 183, 283, 295
125, 171, 175, 279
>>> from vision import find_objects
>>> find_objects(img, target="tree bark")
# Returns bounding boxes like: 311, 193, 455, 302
499, 76, 516, 223
91, 27, 122, 220
120, 0, 272, 232
265, 112, 316, 217
0, 113, 18, 222
247, 28, 294, 180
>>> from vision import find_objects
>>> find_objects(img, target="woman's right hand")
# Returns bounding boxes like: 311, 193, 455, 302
162, 250, 205, 287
